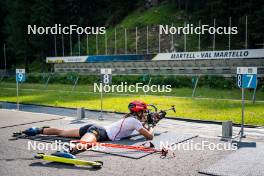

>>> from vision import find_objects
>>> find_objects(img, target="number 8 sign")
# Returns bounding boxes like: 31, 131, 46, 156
101, 68, 112, 85
237, 74, 242, 88
103, 74, 110, 84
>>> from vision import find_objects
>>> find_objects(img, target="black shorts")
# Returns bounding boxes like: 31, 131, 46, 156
79, 124, 109, 141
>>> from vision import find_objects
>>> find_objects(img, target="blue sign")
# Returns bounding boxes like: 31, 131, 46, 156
237, 74, 257, 88
16, 69, 26, 83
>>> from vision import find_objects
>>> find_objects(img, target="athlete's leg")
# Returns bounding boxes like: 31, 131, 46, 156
80, 132, 97, 142
43, 128, 80, 138
67, 124, 106, 153
71, 133, 97, 152
71, 125, 100, 152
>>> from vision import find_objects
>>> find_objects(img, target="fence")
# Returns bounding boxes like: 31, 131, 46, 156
48, 16, 264, 57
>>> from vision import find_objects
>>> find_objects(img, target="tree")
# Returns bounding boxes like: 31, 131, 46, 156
0, 0, 6, 69
30, 0, 55, 71
4, 0, 33, 69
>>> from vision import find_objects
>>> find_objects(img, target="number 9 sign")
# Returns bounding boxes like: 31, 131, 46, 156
16, 69, 26, 83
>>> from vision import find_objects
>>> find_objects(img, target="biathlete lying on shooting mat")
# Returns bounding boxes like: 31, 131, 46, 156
22, 100, 163, 153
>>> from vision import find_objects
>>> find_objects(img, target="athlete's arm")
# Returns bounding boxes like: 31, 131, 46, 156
138, 127, 154, 140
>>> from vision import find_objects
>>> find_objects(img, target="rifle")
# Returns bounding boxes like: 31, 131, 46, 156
146, 104, 176, 127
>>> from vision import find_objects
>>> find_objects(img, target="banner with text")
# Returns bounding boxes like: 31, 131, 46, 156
46, 54, 153, 63
153, 49, 264, 61
46, 56, 88, 63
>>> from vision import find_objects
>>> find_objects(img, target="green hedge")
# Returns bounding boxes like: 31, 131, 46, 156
2, 73, 263, 90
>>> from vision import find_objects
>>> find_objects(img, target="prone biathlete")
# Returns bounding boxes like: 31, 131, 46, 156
23, 100, 162, 153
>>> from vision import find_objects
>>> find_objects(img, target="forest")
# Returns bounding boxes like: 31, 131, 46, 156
0, 0, 263, 70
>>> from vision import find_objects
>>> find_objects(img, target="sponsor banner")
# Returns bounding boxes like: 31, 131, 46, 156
46, 56, 88, 63
46, 54, 154, 63
87, 54, 153, 62
153, 49, 264, 61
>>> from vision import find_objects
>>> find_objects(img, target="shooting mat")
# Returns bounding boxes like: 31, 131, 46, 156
13, 131, 197, 159
91, 132, 198, 159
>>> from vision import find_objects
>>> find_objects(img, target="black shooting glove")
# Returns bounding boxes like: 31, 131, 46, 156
147, 113, 154, 126
147, 112, 166, 127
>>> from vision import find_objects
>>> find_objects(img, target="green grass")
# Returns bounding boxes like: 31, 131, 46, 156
0, 82, 264, 126
76, 3, 199, 55
1, 82, 263, 100
119, 4, 183, 27
77, 2, 232, 56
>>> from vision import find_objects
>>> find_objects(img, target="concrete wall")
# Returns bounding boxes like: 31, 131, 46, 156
54, 58, 264, 76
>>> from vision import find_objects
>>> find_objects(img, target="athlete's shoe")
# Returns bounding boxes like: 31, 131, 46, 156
23, 126, 49, 136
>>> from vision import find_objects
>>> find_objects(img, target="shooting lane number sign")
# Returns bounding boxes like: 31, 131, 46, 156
99, 68, 112, 120
101, 68, 112, 84
236, 67, 257, 139
237, 67, 257, 89
15, 68, 26, 110
16, 69, 26, 83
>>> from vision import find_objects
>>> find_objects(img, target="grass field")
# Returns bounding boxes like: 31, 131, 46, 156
0, 82, 264, 126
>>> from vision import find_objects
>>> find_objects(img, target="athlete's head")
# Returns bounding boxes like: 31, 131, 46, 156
128, 100, 148, 121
